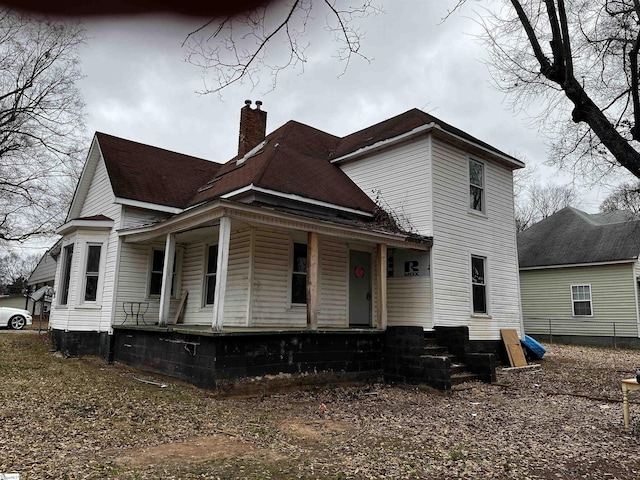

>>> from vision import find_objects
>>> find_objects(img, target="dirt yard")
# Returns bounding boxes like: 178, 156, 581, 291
1, 331, 639, 479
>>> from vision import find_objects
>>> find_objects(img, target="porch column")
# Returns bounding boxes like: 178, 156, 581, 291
306, 232, 319, 330
158, 233, 176, 327
212, 216, 231, 332
376, 243, 387, 330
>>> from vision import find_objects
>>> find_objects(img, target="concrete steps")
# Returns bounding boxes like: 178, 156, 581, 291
424, 339, 479, 386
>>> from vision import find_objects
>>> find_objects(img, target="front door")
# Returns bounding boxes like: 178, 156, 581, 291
349, 250, 371, 327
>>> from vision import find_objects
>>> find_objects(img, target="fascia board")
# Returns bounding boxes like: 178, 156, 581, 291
114, 197, 183, 214
220, 184, 374, 218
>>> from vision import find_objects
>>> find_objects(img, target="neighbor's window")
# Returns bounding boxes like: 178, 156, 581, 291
469, 158, 485, 212
149, 249, 176, 297
59, 244, 74, 305
291, 243, 307, 304
571, 285, 593, 316
471, 255, 487, 314
204, 245, 218, 306
83, 244, 102, 302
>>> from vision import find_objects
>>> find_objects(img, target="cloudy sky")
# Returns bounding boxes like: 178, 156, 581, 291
13, 0, 634, 254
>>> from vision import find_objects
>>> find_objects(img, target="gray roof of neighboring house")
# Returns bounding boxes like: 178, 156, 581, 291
517, 207, 640, 268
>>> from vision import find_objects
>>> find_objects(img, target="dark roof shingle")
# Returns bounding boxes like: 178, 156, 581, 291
517, 207, 640, 268
96, 132, 222, 209
188, 121, 377, 213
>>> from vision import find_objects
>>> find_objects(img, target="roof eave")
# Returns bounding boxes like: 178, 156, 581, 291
115, 197, 184, 214
520, 257, 639, 270
119, 199, 429, 250
331, 122, 525, 170
56, 218, 114, 236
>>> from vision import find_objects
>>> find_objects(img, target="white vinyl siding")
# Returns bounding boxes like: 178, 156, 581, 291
431, 140, 522, 340
50, 154, 121, 333
122, 206, 170, 229
113, 242, 155, 325
338, 137, 433, 236
318, 238, 348, 328
251, 229, 306, 327
387, 275, 432, 327
521, 264, 639, 338
79, 156, 115, 219
222, 229, 251, 326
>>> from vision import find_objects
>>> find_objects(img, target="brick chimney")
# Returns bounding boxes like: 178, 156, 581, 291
238, 99, 267, 158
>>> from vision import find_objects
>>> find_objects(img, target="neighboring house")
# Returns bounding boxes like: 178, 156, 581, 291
26, 240, 59, 318
49, 102, 525, 390
0, 295, 27, 310
518, 207, 640, 348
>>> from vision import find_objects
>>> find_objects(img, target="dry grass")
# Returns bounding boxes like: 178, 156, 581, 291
1, 331, 639, 479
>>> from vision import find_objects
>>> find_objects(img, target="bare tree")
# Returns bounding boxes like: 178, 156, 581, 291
182, 0, 382, 94
514, 175, 577, 231
0, 9, 86, 244
599, 180, 640, 217
0, 251, 39, 294
472, 0, 640, 182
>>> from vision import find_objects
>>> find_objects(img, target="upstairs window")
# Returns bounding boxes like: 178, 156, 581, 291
204, 245, 218, 306
571, 285, 593, 316
59, 244, 74, 305
469, 158, 485, 212
83, 244, 102, 302
471, 255, 487, 314
291, 243, 307, 304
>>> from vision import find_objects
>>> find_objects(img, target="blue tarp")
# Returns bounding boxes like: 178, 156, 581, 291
521, 335, 546, 359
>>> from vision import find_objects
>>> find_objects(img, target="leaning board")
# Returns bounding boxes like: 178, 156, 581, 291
500, 329, 528, 367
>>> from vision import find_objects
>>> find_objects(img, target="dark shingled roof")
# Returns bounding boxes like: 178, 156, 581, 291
94, 108, 519, 216
188, 121, 377, 213
330, 108, 518, 162
517, 207, 640, 268
76, 214, 113, 221
96, 132, 222, 209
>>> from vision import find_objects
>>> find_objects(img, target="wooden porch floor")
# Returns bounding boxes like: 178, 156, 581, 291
113, 323, 381, 337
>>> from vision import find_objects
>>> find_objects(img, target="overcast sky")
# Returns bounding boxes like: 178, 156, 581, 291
13, 1, 635, 255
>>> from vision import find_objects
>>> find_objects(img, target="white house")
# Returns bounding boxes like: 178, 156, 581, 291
49, 102, 524, 389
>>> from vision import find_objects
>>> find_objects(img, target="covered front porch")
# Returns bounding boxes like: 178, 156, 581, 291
115, 200, 432, 334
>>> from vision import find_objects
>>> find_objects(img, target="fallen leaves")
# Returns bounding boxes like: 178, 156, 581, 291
1, 332, 640, 479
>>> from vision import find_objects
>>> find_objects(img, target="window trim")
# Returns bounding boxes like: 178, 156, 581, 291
470, 254, 489, 316
203, 244, 218, 307
290, 241, 308, 306
570, 284, 593, 317
82, 243, 103, 304
59, 243, 74, 306
147, 247, 180, 299
468, 157, 486, 214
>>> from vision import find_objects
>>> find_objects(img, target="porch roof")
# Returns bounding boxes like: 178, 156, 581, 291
119, 199, 432, 250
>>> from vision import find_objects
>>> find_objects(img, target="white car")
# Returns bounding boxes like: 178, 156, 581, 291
0, 307, 33, 330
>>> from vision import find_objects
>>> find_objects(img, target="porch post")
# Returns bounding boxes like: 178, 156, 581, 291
376, 243, 387, 330
158, 233, 176, 327
306, 232, 319, 330
212, 216, 231, 332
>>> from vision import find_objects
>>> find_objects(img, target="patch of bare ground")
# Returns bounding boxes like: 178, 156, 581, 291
112, 434, 257, 467
1, 332, 640, 479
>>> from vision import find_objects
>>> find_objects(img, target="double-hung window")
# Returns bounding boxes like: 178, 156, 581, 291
469, 158, 485, 213
149, 249, 176, 297
59, 244, 74, 305
83, 244, 102, 302
571, 285, 592, 316
471, 255, 487, 314
204, 245, 218, 306
291, 243, 307, 304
